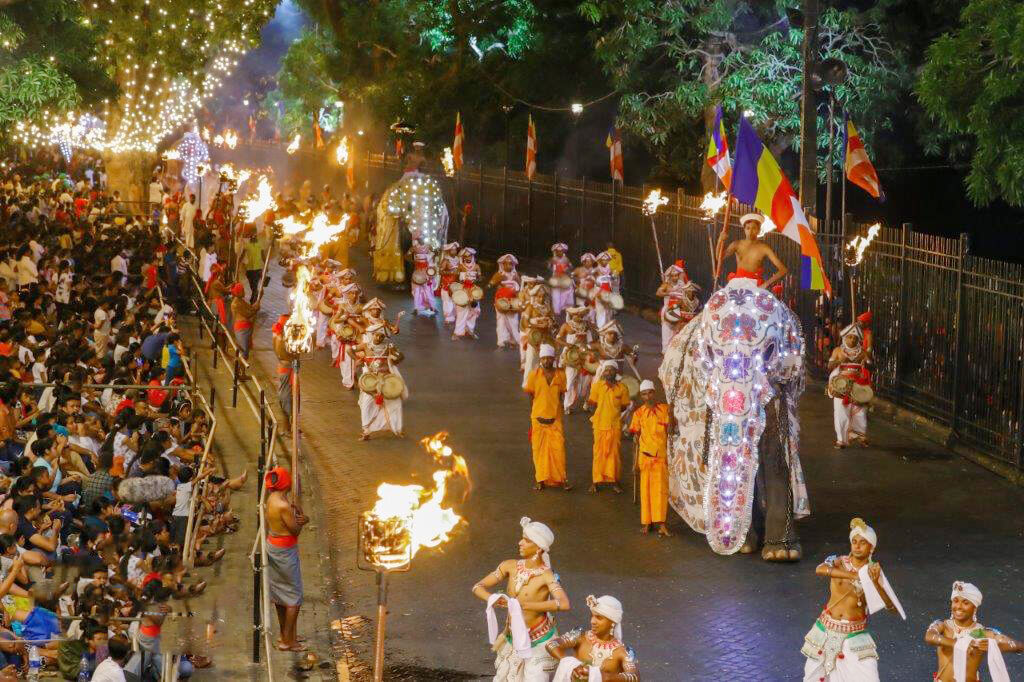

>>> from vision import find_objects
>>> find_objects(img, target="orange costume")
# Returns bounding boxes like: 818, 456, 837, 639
524, 367, 567, 485
588, 378, 631, 484
629, 404, 670, 525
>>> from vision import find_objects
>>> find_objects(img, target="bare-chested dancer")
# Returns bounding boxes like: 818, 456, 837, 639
717, 213, 788, 289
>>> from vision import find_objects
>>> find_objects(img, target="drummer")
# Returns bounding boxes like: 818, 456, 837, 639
596, 320, 639, 381
314, 276, 340, 350
520, 283, 556, 389
361, 298, 403, 344
328, 283, 365, 391
827, 322, 873, 449
656, 260, 701, 353
590, 275, 619, 333
595, 251, 617, 293
573, 253, 597, 311
355, 321, 407, 440
438, 242, 461, 326
548, 243, 574, 317
488, 254, 522, 351
556, 306, 596, 414
452, 247, 482, 340
409, 239, 437, 317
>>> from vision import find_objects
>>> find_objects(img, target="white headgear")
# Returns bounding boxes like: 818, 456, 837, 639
639, 379, 655, 393
498, 254, 518, 265
740, 213, 765, 226
520, 517, 554, 567
840, 323, 863, 342
586, 595, 624, 640
443, 242, 460, 252
849, 517, 877, 549
551, 242, 568, 252
539, 344, 556, 359
599, 360, 619, 378
951, 581, 983, 609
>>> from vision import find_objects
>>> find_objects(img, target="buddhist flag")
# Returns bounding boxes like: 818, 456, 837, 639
525, 114, 537, 181
453, 112, 465, 171
705, 105, 733, 189
732, 116, 831, 295
844, 117, 883, 200
605, 127, 624, 183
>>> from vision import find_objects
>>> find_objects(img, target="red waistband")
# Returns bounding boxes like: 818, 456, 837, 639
728, 268, 764, 285
140, 624, 162, 637
267, 533, 298, 548
234, 320, 253, 331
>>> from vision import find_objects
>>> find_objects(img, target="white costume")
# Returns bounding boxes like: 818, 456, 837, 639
548, 245, 574, 317
329, 288, 362, 390
658, 262, 700, 353
591, 276, 616, 330
358, 333, 406, 437
410, 244, 437, 316
494, 255, 521, 349
180, 197, 197, 250
520, 291, 553, 389
439, 242, 461, 324
830, 324, 870, 446
453, 248, 482, 339
560, 309, 593, 412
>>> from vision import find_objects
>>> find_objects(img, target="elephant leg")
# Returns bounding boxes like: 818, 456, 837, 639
760, 398, 800, 561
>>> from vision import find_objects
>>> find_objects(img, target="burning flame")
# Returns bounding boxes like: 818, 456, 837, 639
335, 136, 350, 165
213, 134, 224, 147
846, 223, 881, 265
441, 147, 455, 177
239, 175, 276, 220
163, 149, 181, 160
287, 134, 301, 154
201, 127, 211, 141
699, 191, 727, 218
364, 432, 469, 565
758, 216, 778, 238
642, 189, 669, 217
222, 129, 238, 149
282, 213, 350, 354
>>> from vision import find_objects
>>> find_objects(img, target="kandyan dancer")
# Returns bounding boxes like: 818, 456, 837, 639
548, 243, 574, 317
328, 283, 365, 390
473, 517, 569, 682
355, 321, 407, 440
556, 305, 596, 415
439, 241, 461, 325
547, 595, 639, 682
490, 253, 522, 350
655, 260, 700, 353
409, 239, 437, 317
453, 247, 482, 340
827, 321, 873, 449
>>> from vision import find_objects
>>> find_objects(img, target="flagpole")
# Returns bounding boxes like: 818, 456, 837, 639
712, 191, 734, 288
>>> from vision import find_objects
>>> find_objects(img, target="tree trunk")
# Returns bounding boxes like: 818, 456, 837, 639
700, 46, 723, 194
104, 150, 157, 204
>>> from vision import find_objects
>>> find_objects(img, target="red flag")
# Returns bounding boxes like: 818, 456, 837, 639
705, 105, 733, 188
605, 127, 624, 183
525, 114, 537, 181
313, 113, 324, 149
395, 139, 404, 156
453, 112, 464, 171
844, 118, 883, 200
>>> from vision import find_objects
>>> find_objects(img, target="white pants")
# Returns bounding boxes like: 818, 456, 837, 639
331, 338, 357, 389
803, 639, 879, 682
496, 311, 519, 347
412, 282, 436, 315
594, 301, 614, 330
551, 286, 573, 316
315, 312, 329, 349
455, 303, 480, 337
661, 320, 678, 353
563, 366, 592, 411
493, 636, 557, 682
833, 398, 867, 444
441, 290, 456, 323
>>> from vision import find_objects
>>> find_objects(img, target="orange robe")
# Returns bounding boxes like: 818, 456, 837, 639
629, 404, 670, 524
588, 379, 630, 483
524, 368, 567, 485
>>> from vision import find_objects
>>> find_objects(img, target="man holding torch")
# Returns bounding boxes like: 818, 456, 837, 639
265, 466, 309, 652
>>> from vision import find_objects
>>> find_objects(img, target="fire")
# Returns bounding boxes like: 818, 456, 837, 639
441, 147, 455, 177
239, 175, 276, 220
363, 432, 469, 565
213, 134, 224, 147
335, 136, 349, 165
758, 216, 778, 238
282, 213, 350, 353
642, 189, 669, 216
699, 191, 727, 218
223, 129, 238, 149
846, 222, 881, 265
201, 127, 211, 141
287, 133, 301, 154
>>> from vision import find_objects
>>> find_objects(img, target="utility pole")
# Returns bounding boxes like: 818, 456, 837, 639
798, 0, 820, 218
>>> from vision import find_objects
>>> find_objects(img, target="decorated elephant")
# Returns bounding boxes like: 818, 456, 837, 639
658, 277, 808, 560
373, 167, 449, 285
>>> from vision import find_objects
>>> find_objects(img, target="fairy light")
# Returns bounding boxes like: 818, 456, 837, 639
382, 173, 449, 250
178, 129, 210, 184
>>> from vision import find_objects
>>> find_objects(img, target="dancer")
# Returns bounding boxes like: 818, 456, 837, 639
628, 381, 672, 537
588, 361, 630, 493
328, 284, 365, 390
438, 241, 461, 325
573, 253, 597, 310
524, 345, 570, 491
520, 284, 555, 388
655, 261, 700, 353
591, 275, 618, 330
802, 518, 905, 682
717, 213, 789, 289
595, 251, 616, 292
925, 581, 1022, 682
556, 306, 595, 414
547, 595, 639, 682
472, 517, 569, 682
827, 322, 872, 449
360, 298, 403, 344
355, 322, 406, 440
548, 243, 573, 317
409, 240, 437, 317
453, 247, 482, 340
489, 254, 522, 350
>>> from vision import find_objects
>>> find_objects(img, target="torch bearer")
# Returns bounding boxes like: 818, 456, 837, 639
642, 189, 670, 275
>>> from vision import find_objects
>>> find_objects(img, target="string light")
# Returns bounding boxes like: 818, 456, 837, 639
381, 173, 450, 250
178, 129, 210, 184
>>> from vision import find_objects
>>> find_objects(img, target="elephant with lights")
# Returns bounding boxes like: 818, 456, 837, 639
374, 170, 450, 285
658, 277, 808, 559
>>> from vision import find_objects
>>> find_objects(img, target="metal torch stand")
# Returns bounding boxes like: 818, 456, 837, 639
356, 521, 412, 682
291, 358, 301, 495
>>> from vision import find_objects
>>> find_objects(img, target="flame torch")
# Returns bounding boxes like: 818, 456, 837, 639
699, 191, 727, 286
843, 223, 881, 319
642, 189, 669, 275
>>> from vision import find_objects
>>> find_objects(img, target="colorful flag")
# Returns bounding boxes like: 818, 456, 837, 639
312, 113, 324, 150
705, 105, 733, 189
525, 114, 537, 181
732, 116, 831, 295
453, 112, 464, 171
605, 127, 624, 183
844, 118, 883, 200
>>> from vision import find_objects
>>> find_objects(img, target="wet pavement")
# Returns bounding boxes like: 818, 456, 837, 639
223, 245, 1024, 681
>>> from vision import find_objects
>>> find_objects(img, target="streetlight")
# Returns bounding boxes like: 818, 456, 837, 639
570, 102, 584, 177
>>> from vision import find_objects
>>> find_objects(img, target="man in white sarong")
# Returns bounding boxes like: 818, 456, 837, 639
520, 284, 555, 389
472, 518, 569, 682
547, 243, 573, 317
489, 254, 522, 349
180, 193, 198, 251
827, 322, 872, 449
328, 284, 365, 390
547, 595, 639, 681
356, 323, 406, 440
556, 306, 595, 414
655, 260, 700, 353
453, 247, 482, 340
802, 518, 905, 682
438, 242, 461, 325
925, 581, 1023, 682
591, 275, 617, 330
409, 240, 437, 317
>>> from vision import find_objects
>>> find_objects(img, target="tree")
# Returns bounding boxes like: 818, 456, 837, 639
916, 0, 1024, 207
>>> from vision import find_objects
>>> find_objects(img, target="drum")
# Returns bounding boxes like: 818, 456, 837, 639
339, 324, 356, 340
281, 271, 297, 288
496, 298, 512, 312
564, 346, 582, 368
827, 374, 853, 399
426, 266, 437, 278
850, 383, 874, 405
583, 355, 600, 375
527, 329, 544, 347
622, 375, 640, 400
452, 288, 470, 306
380, 373, 406, 400
470, 286, 484, 301
663, 306, 683, 324
548, 276, 572, 289
449, 281, 464, 292
358, 372, 380, 394
411, 270, 428, 285
609, 293, 625, 310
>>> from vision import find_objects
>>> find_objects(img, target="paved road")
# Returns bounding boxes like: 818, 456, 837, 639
245, 246, 1024, 681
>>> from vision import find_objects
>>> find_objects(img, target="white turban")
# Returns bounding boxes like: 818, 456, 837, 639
586, 595, 623, 641
539, 344, 556, 359
520, 517, 554, 567
849, 517, 877, 549
639, 379, 655, 393
598, 360, 619, 378
951, 581, 983, 609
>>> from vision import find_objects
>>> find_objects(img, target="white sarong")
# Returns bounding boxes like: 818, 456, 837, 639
551, 657, 601, 682
496, 311, 520, 347
455, 303, 480, 337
